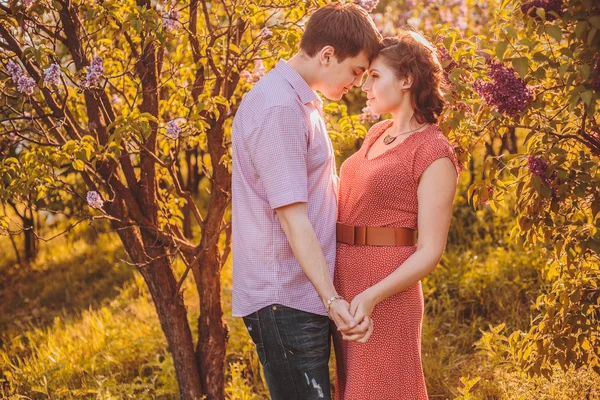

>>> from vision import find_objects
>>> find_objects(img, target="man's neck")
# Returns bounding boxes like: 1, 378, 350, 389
287, 53, 318, 91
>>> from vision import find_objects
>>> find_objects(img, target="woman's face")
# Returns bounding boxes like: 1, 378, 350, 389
362, 56, 411, 115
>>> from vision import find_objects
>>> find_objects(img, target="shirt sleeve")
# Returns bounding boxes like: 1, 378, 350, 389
412, 137, 461, 184
246, 106, 308, 209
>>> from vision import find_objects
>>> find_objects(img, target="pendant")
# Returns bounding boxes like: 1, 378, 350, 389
383, 134, 397, 145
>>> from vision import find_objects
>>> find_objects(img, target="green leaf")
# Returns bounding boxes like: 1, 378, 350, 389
589, 16, 600, 29
540, 185, 552, 198
545, 25, 562, 42
532, 175, 542, 192
504, 25, 518, 39
536, 7, 546, 20
139, 112, 158, 123
581, 91, 593, 106
588, 27, 598, 46
512, 57, 529, 79
72, 159, 85, 171
559, 62, 571, 79
575, 21, 589, 39
581, 64, 591, 80
496, 41, 508, 61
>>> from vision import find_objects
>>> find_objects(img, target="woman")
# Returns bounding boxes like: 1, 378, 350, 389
332, 30, 461, 399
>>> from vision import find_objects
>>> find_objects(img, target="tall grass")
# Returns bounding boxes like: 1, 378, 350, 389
1, 198, 599, 398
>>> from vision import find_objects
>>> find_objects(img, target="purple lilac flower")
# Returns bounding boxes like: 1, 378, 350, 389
521, 0, 564, 21
111, 93, 123, 104
253, 59, 265, 78
7, 60, 23, 82
162, 6, 180, 32
240, 60, 267, 84
86, 191, 104, 209
473, 61, 534, 117
528, 156, 547, 177
166, 119, 181, 139
437, 46, 457, 72
354, 0, 379, 12
456, 2, 468, 30
527, 156, 557, 184
6, 60, 36, 94
81, 56, 104, 89
358, 106, 380, 123
17, 76, 36, 95
44, 63, 61, 86
260, 27, 273, 38
239, 70, 253, 81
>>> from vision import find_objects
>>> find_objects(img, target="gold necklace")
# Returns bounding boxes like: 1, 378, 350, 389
383, 123, 427, 145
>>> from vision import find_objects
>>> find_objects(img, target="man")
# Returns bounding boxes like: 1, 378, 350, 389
231, 3, 382, 399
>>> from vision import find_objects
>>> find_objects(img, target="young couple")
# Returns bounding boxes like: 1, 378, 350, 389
231, 2, 460, 399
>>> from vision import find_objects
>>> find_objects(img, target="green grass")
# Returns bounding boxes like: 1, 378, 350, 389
0, 217, 599, 399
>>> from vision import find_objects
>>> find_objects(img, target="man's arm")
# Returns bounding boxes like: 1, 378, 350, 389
276, 202, 367, 334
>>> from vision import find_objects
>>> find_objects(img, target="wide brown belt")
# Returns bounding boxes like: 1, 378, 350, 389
336, 222, 417, 246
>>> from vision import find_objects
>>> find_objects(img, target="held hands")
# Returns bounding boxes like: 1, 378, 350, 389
329, 289, 377, 344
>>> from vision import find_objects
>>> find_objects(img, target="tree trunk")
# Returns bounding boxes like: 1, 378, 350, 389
23, 207, 36, 262
115, 223, 204, 400
194, 207, 229, 400
191, 120, 231, 399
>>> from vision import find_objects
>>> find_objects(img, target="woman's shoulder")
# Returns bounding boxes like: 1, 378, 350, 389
414, 124, 453, 147
412, 124, 462, 175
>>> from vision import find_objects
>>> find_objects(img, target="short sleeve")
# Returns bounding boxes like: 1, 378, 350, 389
246, 106, 308, 209
412, 137, 461, 184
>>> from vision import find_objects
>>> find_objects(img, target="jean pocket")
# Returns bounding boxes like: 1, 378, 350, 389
273, 307, 330, 357
243, 315, 268, 365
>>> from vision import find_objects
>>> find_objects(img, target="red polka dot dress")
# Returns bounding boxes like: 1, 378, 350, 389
332, 119, 460, 400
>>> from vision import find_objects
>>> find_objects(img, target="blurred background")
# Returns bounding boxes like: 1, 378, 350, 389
1, 0, 599, 398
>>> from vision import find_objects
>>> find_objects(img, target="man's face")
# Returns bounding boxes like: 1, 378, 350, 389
318, 50, 370, 101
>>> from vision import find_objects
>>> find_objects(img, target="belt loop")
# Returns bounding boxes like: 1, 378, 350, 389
356, 226, 367, 245
346, 224, 355, 245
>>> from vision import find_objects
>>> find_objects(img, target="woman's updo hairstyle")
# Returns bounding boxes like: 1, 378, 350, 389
376, 29, 447, 124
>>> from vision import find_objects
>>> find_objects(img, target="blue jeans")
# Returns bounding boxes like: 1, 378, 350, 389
243, 304, 332, 400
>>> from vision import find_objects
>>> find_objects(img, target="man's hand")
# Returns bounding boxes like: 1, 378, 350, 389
328, 299, 357, 333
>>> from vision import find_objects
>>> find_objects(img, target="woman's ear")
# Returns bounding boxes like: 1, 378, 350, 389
401, 75, 413, 91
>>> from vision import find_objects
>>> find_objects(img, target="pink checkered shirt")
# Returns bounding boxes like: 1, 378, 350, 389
231, 59, 338, 317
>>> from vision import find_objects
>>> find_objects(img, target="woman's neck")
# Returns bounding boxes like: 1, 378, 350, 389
389, 103, 425, 134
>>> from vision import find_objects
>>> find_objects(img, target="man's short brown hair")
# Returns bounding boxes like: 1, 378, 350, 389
300, 2, 382, 62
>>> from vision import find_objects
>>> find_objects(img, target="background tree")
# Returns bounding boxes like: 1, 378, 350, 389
0, 0, 322, 398
374, 0, 600, 379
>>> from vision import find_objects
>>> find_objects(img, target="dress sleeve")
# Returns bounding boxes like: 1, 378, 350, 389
412, 136, 461, 184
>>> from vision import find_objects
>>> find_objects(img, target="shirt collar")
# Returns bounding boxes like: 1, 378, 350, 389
275, 59, 320, 106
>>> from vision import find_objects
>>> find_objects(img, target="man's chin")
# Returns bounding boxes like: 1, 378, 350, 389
321, 91, 344, 101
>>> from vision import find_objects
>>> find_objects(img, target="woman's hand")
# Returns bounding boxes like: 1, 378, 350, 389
339, 288, 378, 343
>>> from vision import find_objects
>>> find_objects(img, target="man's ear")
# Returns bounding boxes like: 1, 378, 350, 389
319, 46, 335, 65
